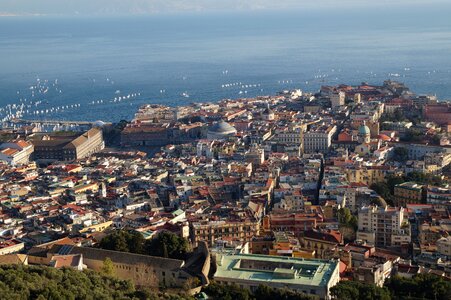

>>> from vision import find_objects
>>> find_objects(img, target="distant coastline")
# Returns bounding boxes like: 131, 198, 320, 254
0, 12, 45, 17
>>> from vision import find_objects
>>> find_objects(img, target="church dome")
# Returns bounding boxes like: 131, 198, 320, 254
359, 124, 371, 135
207, 120, 237, 140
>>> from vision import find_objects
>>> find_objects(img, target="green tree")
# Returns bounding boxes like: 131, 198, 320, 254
385, 274, 451, 300
99, 230, 146, 254
392, 147, 408, 162
331, 281, 390, 300
337, 207, 358, 231
145, 231, 190, 260
101, 257, 115, 277
0, 264, 152, 299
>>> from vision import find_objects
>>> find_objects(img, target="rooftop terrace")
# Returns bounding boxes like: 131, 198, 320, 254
214, 253, 338, 287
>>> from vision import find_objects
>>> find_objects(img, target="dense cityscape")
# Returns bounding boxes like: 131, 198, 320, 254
0, 80, 449, 299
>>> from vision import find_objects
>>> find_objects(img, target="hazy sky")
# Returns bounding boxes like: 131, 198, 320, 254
0, 0, 448, 15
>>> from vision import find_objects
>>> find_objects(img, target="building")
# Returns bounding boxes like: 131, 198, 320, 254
252, 232, 316, 258
394, 182, 425, 206
0, 239, 25, 255
31, 128, 104, 162
245, 144, 265, 166
437, 236, 451, 257
303, 125, 337, 154
0, 140, 34, 165
300, 229, 343, 259
330, 91, 345, 108
345, 166, 386, 187
357, 206, 411, 248
191, 220, 260, 246
261, 107, 275, 121
354, 259, 393, 287
358, 123, 371, 144
207, 120, 237, 140
424, 103, 451, 125
28, 243, 210, 288
263, 213, 320, 238
121, 124, 170, 146
426, 186, 451, 205
214, 253, 339, 299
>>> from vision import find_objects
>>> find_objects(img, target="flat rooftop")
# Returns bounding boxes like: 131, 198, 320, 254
214, 253, 338, 287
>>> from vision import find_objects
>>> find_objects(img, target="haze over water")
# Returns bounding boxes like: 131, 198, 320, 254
1, 4, 451, 122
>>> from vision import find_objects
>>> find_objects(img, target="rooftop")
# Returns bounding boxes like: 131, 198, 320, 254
214, 253, 338, 287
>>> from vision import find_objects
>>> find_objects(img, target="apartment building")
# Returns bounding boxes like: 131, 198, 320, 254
357, 205, 411, 248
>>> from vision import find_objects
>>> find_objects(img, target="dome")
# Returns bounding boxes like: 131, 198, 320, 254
359, 124, 371, 135
93, 120, 106, 128
208, 120, 236, 134
207, 120, 237, 140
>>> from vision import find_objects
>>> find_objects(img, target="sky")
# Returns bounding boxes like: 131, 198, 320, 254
0, 0, 448, 16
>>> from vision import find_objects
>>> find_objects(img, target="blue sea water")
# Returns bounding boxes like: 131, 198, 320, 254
0, 5, 451, 122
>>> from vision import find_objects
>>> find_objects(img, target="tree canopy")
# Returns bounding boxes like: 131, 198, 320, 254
331, 274, 451, 300
337, 207, 358, 231
0, 264, 195, 300
331, 281, 391, 300
145, 231, 190, 260
202, 282, 318, 300
0, 264, 139, 300
99, 230, 189, 260
385, 274, 451, 300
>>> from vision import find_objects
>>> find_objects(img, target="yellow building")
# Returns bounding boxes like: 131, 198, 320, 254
0, 239, 25, 255
300, 230, 343, 259
345, 167, 385, 186
191, 219, 260, 246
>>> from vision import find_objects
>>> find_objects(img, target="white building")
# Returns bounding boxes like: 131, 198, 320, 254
330, 91, 345, 108
0, 140, 34, 166
437, 236, 451, 257
214, 253, 340, 299
303, 125, 337, 153
357, 205, 411, 247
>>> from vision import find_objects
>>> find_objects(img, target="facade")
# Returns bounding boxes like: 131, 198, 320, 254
0, 239, 25, 255
357, 206, 411, 248
214, 253, 340, 299
191, 220, 260, 246
0, 140, 34, 165
426, 186, 451, 205
28, 243, 210, 288
436, 236, 451, 257
263, 214, 319, 238
121, 124, 170, 146
303, 125, 337, 153
330, 91, 345, 108
394, 182, 425, 206
424, 103, 451, 125
32, 128, 104, 162
345, 167, 385, 187
273, 126, 304, 146
301, 229, 343, 259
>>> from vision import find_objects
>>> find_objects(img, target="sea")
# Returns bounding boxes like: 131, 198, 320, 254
1, 4, 451, 123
